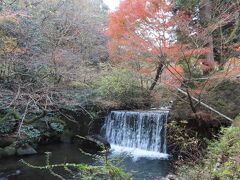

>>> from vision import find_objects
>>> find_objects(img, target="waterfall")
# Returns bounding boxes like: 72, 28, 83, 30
102, 111, 169, 160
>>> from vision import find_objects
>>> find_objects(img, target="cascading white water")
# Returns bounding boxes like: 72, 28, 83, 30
102, 111, 169, 160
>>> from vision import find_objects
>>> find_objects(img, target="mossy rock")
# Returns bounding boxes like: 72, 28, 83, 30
4, 145, 16, 156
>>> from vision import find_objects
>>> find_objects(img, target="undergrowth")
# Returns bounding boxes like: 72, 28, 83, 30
178, 127, 240, 180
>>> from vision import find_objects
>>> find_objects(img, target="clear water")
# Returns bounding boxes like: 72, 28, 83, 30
0, 143, 170, 180
0, 110, 170, 179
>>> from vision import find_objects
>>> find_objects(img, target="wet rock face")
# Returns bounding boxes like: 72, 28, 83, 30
73, 135, 110, 154
86, 135, 110, 149
0, 143, 38, 159
59, 107, 93, 136
206, 80, 240, 120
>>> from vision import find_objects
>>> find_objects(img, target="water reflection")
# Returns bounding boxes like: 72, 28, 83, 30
0, 143, 170, 180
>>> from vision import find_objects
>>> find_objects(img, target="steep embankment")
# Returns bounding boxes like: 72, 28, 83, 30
167, 80, 240, 164
0, 86, 98, 159
179, 126, 240, 180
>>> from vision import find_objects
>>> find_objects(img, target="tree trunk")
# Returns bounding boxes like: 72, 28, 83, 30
149, 63, 164, 91
186, 88, 197, 113
200, 0, 215, 64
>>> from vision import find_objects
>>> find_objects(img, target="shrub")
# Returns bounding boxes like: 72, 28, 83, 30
94, 68, 150, 106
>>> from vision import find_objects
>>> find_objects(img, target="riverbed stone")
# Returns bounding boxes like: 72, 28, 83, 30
161, 174, 179, 180
0, 169, 21, 179
16, 144, 37, 156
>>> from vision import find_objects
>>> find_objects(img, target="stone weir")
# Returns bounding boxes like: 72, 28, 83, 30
102, 110, 169, 160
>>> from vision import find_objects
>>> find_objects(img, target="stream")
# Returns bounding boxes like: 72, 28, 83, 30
0, 143, 170, 180
0, 110, 171, 179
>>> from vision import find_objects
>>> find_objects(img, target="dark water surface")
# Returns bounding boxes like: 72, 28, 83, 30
0, 144, 170, 180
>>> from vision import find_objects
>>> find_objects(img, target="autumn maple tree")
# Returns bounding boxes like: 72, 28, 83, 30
107, 0, 212, 91
107, 0, 177, 90
107, 0, 240, 89
107, 0, 240, 114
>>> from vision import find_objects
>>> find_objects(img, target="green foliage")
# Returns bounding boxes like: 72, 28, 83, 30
0, 120, 16, 134
21, 151, 131, 180
49, 122, 64, 133
94, 68, 149, 105
178, 127, 240, 180
0, 111, 20, 134
206, 127, 240, 180
174, 0, 199, 12
68, 81, 90, 89
21, 125, 41, 139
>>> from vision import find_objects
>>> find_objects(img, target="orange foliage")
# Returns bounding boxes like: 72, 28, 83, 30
139, 67, 152, 74
107, 0, 176, 63
167, 65, 184, 76
0, 9, 29, 24
183, 48, 211, 57
107, 0, 236, 89
144, 58, 154, 63
199, 59, 216, 73
160, 64, 184, 89
222, 57, 240, 78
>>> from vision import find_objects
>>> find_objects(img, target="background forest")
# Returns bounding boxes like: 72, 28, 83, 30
0, 0, 240, 179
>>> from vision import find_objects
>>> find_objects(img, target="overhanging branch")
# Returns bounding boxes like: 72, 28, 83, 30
177, 88, 233, 122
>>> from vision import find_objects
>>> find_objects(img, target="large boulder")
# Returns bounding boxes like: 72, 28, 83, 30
73, 135, 110, 154
16, 144, 37, 156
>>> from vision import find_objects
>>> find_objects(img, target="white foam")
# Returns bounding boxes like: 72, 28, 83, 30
110, 144, 169, 161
